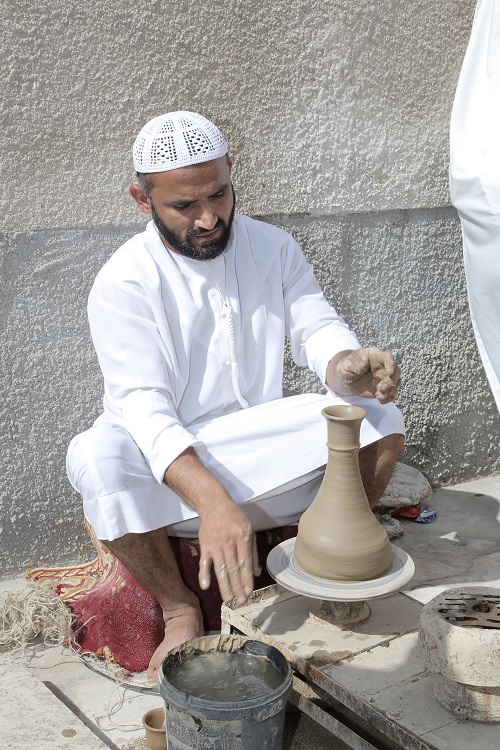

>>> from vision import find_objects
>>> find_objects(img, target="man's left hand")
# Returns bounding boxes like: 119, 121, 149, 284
326, 347, 401, 404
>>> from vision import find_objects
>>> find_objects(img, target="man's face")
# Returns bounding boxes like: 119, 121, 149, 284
138, 157, 235, 261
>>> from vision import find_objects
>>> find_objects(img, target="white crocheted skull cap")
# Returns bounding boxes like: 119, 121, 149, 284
133, 111, 228, 173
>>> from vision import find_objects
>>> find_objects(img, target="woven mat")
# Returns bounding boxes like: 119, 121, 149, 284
284, 711, 350, 750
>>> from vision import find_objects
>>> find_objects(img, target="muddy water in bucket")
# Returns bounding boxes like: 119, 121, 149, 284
158, 634, 292, 749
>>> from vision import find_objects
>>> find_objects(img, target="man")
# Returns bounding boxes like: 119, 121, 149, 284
450, 0, 500, 412
67, 111, 405, 682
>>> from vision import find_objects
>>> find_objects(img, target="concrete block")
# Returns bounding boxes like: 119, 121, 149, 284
0, 661, 108, 749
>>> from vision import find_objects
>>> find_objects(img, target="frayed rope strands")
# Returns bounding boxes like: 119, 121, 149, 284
0, 582, 75, 657
1, 582, 147, 687
0, 582, 149, 732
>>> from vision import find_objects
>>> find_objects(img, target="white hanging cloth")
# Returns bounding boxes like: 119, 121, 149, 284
450, 0, 500, 411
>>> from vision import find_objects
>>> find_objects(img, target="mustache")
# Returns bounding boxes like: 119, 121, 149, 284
186, 217, 224, 238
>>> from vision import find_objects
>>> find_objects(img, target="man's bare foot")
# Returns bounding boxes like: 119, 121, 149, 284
146, 604, 204, 683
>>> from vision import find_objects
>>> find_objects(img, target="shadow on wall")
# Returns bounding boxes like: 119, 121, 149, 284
276, 208, 500, 487
1, 226, 143, 578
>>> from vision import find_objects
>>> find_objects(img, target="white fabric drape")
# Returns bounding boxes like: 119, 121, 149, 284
450, 0, 500, 410
68, 214, 405, 540
87, 216, 361, 483
68, 392, 405, 540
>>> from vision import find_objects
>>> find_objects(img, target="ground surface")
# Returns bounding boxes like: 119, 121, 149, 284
1, 474, 499, 750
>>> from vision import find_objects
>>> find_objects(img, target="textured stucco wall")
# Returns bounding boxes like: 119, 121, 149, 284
2, 0, 499, 576
2, 0, 477, 227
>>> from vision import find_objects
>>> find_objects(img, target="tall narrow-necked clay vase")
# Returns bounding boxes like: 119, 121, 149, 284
293, 405, 393, 581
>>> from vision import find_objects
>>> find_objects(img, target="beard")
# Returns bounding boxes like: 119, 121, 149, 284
151, 188, 236, 261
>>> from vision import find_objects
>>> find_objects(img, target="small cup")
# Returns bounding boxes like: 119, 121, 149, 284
142, 706, 167, 750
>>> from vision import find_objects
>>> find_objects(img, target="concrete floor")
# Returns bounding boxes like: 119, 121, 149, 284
0, 589, 349, 750
1, 474, 499, 750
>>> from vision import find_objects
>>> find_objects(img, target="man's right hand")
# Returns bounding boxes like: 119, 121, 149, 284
326, 347, 401, 404
197, 497, 255, 605
164, 447, 255, 605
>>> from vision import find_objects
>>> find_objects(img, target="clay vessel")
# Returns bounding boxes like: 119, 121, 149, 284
293, 405, 393, 581
142, 707, 167, 750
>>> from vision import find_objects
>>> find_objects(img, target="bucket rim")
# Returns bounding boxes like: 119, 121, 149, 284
158, 634, 292, 712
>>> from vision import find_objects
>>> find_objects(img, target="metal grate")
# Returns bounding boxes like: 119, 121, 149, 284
437, 592, 500, 629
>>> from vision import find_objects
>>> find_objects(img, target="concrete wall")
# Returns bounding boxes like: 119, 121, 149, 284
2, 0, 499, 576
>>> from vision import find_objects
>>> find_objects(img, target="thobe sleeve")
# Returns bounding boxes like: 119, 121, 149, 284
281, 237, 361, 384
88, 276, 201, 484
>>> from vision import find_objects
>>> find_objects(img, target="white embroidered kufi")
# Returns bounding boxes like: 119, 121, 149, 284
133, 111, 228, 173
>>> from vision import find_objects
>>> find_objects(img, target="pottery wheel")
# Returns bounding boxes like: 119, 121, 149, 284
266, 538, 415, 601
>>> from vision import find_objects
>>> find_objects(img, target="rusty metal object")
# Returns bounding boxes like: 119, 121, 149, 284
436, 592, 500, 629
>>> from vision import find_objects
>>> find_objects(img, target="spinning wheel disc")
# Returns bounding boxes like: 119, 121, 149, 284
266, 538, 414, 601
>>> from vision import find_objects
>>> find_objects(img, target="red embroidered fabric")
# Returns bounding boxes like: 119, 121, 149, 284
27, 524, 297, 673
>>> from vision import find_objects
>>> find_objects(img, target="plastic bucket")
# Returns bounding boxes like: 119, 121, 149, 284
158, 633, 292, 749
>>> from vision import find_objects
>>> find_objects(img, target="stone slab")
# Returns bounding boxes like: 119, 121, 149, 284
397, 483, 500, 605
225, 586, 422, 669
0, 660, 108, 749
421, 716, 500, 750
322, 631, 499, 741
24, 646, 162, 748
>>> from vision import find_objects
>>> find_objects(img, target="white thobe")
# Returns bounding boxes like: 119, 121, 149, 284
450, 0, 500, 410
68, 216, 404, 540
